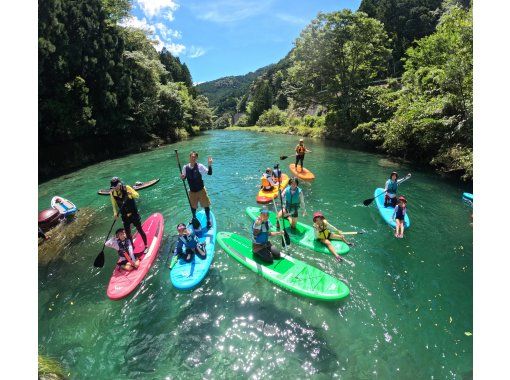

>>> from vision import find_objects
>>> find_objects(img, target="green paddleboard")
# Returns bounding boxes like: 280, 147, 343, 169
245, 206, 350, 256
217, 232, 350, 301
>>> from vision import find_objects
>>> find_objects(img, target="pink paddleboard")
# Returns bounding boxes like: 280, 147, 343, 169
107, 213, 165, 300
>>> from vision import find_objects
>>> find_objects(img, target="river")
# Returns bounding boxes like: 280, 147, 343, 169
38, 130, 473, 379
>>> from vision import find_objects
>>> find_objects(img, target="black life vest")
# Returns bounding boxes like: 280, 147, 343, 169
185, 164, 205, 192
117, 239, 132, 261
112, 185, 138, 217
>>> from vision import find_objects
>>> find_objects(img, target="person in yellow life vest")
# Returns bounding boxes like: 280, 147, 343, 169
295, 138, 311, 171
109, 177, 148, 253
261, 168, 278, 191
312, 211, 353, 262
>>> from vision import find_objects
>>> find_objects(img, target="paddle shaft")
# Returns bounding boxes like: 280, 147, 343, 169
175, 150, 199, 222
272, 198, 287, 248
364, 174, 412, 205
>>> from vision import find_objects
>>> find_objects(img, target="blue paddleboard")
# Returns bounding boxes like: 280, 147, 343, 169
170, 210, 216, 290
374, 188, 410, 229
462, 192, 473, 203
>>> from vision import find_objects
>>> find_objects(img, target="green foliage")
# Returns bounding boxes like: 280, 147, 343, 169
248, 80, 273, 125
214, 113, 232, 129
256, 106, 286, 126
39, 0, 214, 179
235, 114, 249, 127
288, 10, 391, 134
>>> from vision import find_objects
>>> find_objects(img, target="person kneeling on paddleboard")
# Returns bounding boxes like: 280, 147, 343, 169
180, 151, 214, 229
295, 138, 311, 172
106, 228, 141, 271
252, 207, 285, 264
110, 177, 148, 253
384, 171, 411, 208
278, 177, 306, 229
313, 212, 353, 262
261, 167, 278, 191
175, 223, 206, 262
392, 196, 407, 239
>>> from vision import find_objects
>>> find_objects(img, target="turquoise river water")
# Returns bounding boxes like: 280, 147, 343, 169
38, 130, 473, 379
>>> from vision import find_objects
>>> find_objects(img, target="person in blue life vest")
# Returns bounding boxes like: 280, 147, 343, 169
105, 228, 141, 271
392, 196, 408, 238
384, 171, 411, 208
180, 151, 213, 229
277, 177, 306, 229
110, 177, 148, 253
272, 164, 282, 181
252, 207, 285, 263
174, 223, 206, 262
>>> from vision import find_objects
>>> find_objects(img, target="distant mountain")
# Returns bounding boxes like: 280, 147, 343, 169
196, 65, 273, 115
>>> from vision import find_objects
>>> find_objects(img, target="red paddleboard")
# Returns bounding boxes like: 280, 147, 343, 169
107, 213, 165, 300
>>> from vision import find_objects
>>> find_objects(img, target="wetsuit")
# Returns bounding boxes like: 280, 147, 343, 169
110, 185, 147, 247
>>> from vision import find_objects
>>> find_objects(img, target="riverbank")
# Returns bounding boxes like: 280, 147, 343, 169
38, 127, 201, 183
226, 125, 473, 182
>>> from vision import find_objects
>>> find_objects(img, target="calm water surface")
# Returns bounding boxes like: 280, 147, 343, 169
38, 130, 473, 379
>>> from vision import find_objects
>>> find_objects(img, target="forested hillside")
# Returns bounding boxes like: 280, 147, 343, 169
200, 0, 472, 180
39, 0, 214, 181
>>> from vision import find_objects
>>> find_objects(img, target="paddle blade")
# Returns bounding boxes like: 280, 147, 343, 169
280, 155, 289, 160
94, 251, 105, 268
363, 198, 374, 206
169, 254, 178, 269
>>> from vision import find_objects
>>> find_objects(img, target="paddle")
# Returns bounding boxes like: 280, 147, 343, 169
93, 217, 118, 268
362, 173, 412, 206
175, 149, 201, 230
272, 198, 290, 248
279, 155, 291, 160
274, 164, 291, 246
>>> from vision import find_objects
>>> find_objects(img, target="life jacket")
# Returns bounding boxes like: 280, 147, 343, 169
395, 205, 406, 219
273, 169, 282, 179
386, 179, 398, 195
178, 231, 199, 249
314, 220, 331, 240
117, 239, 134, 265
296, 145, 306, 155
261, 174, 273, 190
185, 164, 205, 192
285, 187, 301, 208
252, 220, 270, 244
112, 185, 138, 217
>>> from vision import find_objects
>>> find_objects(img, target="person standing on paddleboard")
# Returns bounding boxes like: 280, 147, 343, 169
278, 177, 306, 229
180, 151, 213, 229
295, 138, 311, 172
384, 171, 411, 208
110, 177, 148, 253
252, 207, 285, 263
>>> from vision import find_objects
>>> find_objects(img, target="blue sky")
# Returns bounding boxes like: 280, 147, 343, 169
123, 0, 361, 83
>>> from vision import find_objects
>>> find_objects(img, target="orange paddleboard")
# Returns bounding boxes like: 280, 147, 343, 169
256, 174, 289, 204
289, 164, 315, 181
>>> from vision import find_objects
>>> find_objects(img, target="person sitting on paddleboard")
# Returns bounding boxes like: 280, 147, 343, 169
38, 227, 49, 240
261, 167, 278, 191
272, 164, 282, 181
392, 196, 407, 238
252, 207, 285, 264
312, 212, 353, 262
278, 177, 306, 229
105, 228, 141, 271
110, 177, 148, 253
175, 223, 206, 262
180, 151, 213, 229
295, 138, 311, 172
384, 171, 411, 208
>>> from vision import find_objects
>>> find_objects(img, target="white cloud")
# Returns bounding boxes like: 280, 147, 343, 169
187, 46, 206, 58
192, 0, 273, 23
276, 13, 307, 26
118, 16, 156, 33
153, 35, 186, 55
155, 23, 182, 39
136, 0, 179, 19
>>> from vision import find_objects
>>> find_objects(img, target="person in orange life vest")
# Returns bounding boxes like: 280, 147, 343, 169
180, 151, 213, 229
105, 228, 141, 271
252, 207, 285, 263
109, 177, 148, 253
261, 167, 278, 191
295, 138, 311, 171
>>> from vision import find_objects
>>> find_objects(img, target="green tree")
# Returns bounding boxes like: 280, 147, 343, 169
287, 10, 391, 136
248, 80, 273, 125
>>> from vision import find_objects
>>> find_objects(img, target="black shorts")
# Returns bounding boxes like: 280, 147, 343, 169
253, 243, 281, 264
285, 205, 299, 218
